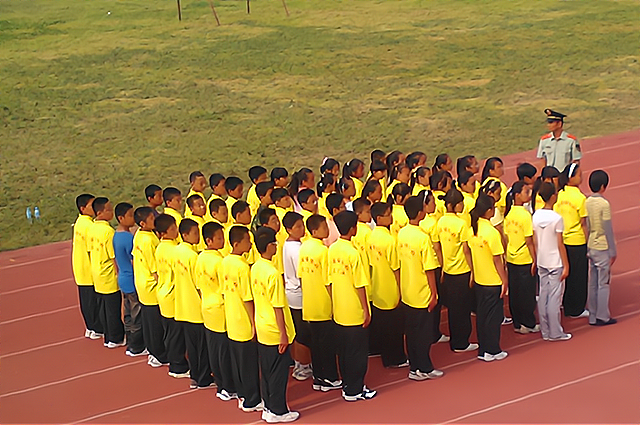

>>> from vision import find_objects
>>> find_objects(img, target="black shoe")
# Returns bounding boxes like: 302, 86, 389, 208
595, 318, 617, 326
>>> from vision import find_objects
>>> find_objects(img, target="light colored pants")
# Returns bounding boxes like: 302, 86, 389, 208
587, 249, 611, 323
537, 267, 566, 339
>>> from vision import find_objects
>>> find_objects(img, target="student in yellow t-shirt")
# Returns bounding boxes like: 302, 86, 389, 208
271, 167, 290, 189
249, 181, 275, 234
456, 171, 477, 228
362, 179, 384, 206
342, 159, 366, 198
389, 183, 411, 238
299, 214, 341, 391
368, 161, 388, 199
172, 219, 215, 389
328, 211, 377, 401
504, 182, 539, 333
351, 199, 372, 286
186, 195, 207, 252
468, 193, 509, 362
257, 208, 285, 275
555, 163, 589, 318
208, 198, 229, 228
324, 193, 347, 247
185, 171, 207, 218
316, 173, 336, 219
72, 193, 103, 339
481, 157, 508, 219
162, 187, 183, 229
206, 173, 227, 223
225, 177, 245, 216
132, 207, 168, 367
252, 228, 300, 422
436, 188, 477, 353
154, 214, 189, 378
410, 166, 431, 196
397, 196, 444, 381
368, 202, 408, 368
247, 166, 269, 217
430, 171, 453, 222
221, 226, 262, 412
532, 166, 561, 212
228, 201, 257, 264
297, 188, 318, 240
386, 163, 411, 199
272, 188, 294, 217
195, 222, 238, 401
481, 179, 505, 234
145, 185, 163, 218
89, 197, 125, 347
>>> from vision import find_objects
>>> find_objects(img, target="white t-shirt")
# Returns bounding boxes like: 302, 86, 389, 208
532, 208, 564, 270
283, 240, 302, 309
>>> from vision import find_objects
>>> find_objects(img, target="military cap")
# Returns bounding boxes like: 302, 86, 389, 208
544, 109, 566, 122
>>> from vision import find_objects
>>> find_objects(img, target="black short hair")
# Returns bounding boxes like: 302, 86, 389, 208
259, 208, 277, 226
209, 173, 225, 188
256, 181, 275, 198
538, 182, 557, 202
249, 166, 268, 183
186, 194, 203, 209
209, 198, 227, 215
255, 227, 277, 254
516, 163, 538, 180
352, 197, 371, 215
306, 214, 326, 233
334, 211, 358, 236
229, 225, 249, 246
297, 189, 315, 206
189, 171, 205, 184
326, 193, 344, 216
75, 194, 94, 212
589, 170, 609, 192
404, 196, 425, 220
134, 206, 154, 226
231, 200, 249, 219
271, 188, 289, 203
283, 211, 303, 230
371, 202, 391, 223
144, 185, 162, 201
179, 218, 199, 237
202, 221, 224, 242
115, 202, 133, 219
92, 197, 109, 215
270, 167, 288, 181
163, 187, 181, 203
225, 176, 244, 192
155, 213, 176, 234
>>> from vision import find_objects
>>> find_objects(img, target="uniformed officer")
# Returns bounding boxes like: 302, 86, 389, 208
536, 109, 582, 172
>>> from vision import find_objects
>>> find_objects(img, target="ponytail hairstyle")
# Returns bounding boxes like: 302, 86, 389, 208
440, 187, 464, 212
390, 163, 410, 183
558, 163, 580, 191
362, 179, 382, 202
320, 158, 340, 175
369, 160, 387, 175
531, 166, 560, 212
430, 170, 452, 192
288, 168, 313, 198
504, 181, 527, 217
470, 193, 495, 235
388, 182, 411, 205
386, 151, 404, 182
538, 181, 557, 203
457, 170, 475, 191
481, 179, 501, 201
342, 158, 364, 180
370, 149, 386, 164
418, 189, 434, 211
456, 155, 476, 178
481, 157, 503, 183
432, 153, 450, 173
316, 172, 336, 195
410, 166, 431, 190
338, 175, 355, 197
406, 151, 426, 170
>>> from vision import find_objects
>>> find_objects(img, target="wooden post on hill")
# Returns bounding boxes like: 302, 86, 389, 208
247, 0, 250, 14
281, 0, 290, 16
177, 0, 182, 21
208, 0, 221, 25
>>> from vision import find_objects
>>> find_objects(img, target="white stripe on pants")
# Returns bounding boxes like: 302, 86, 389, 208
587, 249, 611, 323
537, 267, 566, 339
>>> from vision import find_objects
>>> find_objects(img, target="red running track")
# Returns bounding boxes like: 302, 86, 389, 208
1, 129, 639, 424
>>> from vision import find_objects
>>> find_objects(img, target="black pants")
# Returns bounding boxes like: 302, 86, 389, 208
563, 244, 588, 317
123, 292, 145, 353
229, 339, 261, 408
370, 305, 407, 367
97, 291, 125, 344
507, 263, 537, 329
474, 284, 503, 356
443, 272, 474, 351
183, 322, 213, 387
78, 285, 102, 334
140, 304, 168, 363
404, 304, 435, 373
336, 324, 369, 397
162, 317, 189, 374
432, 268, 444, 343
259, 344, 292, 416
308, 320, 339, 382
205, 329, 236, 394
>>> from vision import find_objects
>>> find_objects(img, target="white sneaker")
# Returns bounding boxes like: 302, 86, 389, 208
526, 324, 541, 333
292, 364, 313, 381
312, 379, 343, 392
168, 371, 191, 379
241, 400, 264, 412
89, 331, 104, 340
408, 369, 444, 381
493, 351, 508, 360
437, 335, 451, 343
477, 353, 495, 362
84, 329, 92, 338
266, 411, 300, 423
453, 343, 479, 353
572, 310, 589, 319
262, 409, 273, 422
342, 387, 377, 401
388, 360, 410, 368
125, 348, 149, 357
548, 333, 572, 341
216, 389, 239, 401
147, 355, 166, 368
104, 340, 126, 349
501, 317, 513, 326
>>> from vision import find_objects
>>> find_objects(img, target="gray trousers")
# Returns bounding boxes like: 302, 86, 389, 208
537, 267, 566, 339
587, 249, 611, 323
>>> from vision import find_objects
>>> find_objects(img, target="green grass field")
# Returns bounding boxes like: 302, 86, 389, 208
1, 0, 638, 250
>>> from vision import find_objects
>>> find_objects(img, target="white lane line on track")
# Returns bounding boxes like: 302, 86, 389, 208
0, 337, 86, 359
1, 278, 73, 296
0, 306, 76, 325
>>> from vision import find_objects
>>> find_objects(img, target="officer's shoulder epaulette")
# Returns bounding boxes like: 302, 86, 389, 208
541, 133, 553, 140
567, 133, 578, 140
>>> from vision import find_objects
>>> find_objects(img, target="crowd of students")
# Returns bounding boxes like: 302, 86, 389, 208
71, 144, 617, 423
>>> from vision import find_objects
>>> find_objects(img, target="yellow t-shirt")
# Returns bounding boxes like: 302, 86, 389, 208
436, 213, 472, 275
468, 218, 504, 286
298, 238, 332, 321
246, 185, 261, 218
328, 238, 369, 326
185, 190, 205, 218
504, 206, 534, 265
432, 190, 447, 222
535, 194, 545, 212
368, 226, 401, 310
300, 209, 314, 240
173, 242, 203, 324
223, 223, 257, 264
353, 178, 364, 199
72, 215, 94, 286
412, 183, 430, 196
317, 192, 332, 219
133, 230, 160, 305
419, 214, 441, 266
352, 222, 372, 286
251, 258, 296, 346
89, 220, 118, 294
155, 238, 178, 318
221, 254, 254, 342
164, 207, 183, 243
458, 191, 476, 228
195, 249, 226, 333
390, 204, 409, 239
272, 228, 287, 275
397, 224, 439, 309
190, 215, 207, 252
554, 185, 587, 245
225, 196, 240, 218
386, 180, 401, 200
483, 177, 508, 214
205, 194, 224, 223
